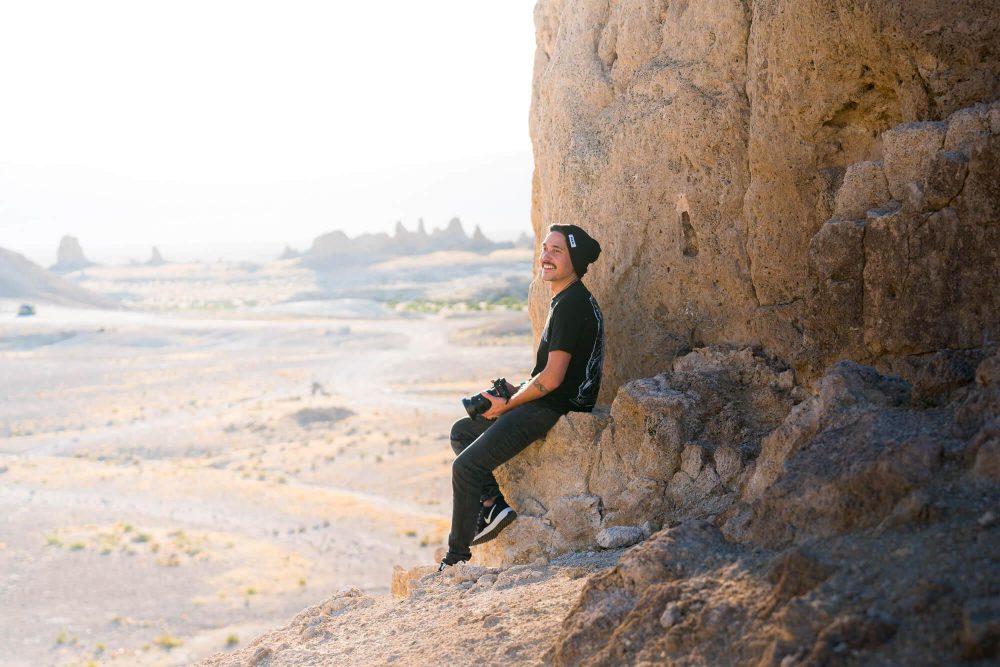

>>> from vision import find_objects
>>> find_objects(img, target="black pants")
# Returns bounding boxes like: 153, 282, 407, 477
447, 402, 562, 560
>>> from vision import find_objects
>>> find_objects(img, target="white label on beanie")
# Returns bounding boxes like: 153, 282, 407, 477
568, 234, 577, 248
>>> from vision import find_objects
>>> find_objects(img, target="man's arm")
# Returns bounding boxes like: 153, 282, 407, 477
481, 350, 571, 419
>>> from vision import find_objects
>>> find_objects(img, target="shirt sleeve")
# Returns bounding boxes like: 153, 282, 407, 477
546, 297, 583, 353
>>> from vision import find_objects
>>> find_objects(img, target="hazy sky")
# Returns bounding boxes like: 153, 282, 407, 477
0, 1, 537, 263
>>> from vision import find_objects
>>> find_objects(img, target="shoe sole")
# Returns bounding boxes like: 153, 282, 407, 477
471, 508, 517, 546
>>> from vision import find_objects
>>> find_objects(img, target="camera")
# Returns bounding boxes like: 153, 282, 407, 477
462, 377, 512, 418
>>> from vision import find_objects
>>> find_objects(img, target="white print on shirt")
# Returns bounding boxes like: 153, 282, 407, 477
572, 295, 604, 410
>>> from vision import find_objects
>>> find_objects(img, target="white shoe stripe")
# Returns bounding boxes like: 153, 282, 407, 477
474, 507, 512, 540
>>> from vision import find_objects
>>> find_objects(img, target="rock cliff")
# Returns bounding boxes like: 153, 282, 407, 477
528, 0, 1000, 396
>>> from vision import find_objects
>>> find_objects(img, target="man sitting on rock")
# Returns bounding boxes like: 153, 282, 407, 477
440, 224, 605, 571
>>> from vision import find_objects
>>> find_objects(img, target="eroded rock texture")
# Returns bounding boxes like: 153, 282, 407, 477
536, 349, 1000, 665
529, 0, 1000, 395
808, 105, 1000, 380
550, 507, 1000, 667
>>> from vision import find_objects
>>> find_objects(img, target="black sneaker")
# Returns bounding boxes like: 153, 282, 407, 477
474, 499, 490, 536
471, 496, 517, 546
437, 553, 469, 572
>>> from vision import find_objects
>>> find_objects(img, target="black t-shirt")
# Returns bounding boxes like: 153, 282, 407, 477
530, 280, 604, 414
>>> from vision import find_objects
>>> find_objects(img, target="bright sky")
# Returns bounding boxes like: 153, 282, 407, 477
0, 0, 537, 263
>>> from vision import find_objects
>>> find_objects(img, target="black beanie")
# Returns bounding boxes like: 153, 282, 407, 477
549, 224, 601, 277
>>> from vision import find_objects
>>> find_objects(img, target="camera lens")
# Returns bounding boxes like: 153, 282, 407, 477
461, 393, 491, 418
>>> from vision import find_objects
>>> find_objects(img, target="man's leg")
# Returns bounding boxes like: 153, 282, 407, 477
445, 403, 561, 563
449, 415, 501, 501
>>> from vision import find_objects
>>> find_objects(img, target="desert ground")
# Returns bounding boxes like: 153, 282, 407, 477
0, 249, 535, 666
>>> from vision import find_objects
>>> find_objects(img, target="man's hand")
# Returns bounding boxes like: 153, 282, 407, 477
480, 391, 508, 420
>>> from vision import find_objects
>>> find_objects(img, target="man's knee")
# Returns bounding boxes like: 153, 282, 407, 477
452, 453, 475, 482
452, 444, 490, 481
450, 417, 482, 455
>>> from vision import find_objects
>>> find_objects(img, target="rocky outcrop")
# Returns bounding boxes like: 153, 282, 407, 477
478, 347, 999, 554
542, 352, 1000, 665
278, 245, 300, 260
807, 104, 1000, 380
147, 246, 166, 266
301, 218, 513, 268
50, 235, 94, 273
529, 0, 1000, 397
550, 503, 999, 666
474, 346, 802, 565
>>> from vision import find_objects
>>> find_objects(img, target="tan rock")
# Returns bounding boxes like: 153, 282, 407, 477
543, 494, 602, 544
882, 121, 947, 201
944, 103, 992, 150
596, 525, 646, 549
391, 565, 436, 599
471, 515, 554, 567
833, 161, 891, 220
493, 408, 607, 516
924, 150, 969, 210
957, 134, 1000, 222
680, 443, 705, 478
712, 445, 742, 486
531, 0, 1000, 392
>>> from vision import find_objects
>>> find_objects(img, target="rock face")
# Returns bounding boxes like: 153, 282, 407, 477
529, 0, 1000, 397
541, 352, 1000, 666
50, 235, 94, 273
808, 106, 1000, 379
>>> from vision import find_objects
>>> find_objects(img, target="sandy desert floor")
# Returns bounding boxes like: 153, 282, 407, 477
0, 253, 535, 666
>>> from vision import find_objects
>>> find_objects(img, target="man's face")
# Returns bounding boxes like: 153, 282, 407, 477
539, 231, 575, 283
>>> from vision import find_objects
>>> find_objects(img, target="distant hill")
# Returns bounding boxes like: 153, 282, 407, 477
0, 247, 116, 308
300, 218, 515, 268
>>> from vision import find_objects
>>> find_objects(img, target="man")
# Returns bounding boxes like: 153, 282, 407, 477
439, 224, 604, 570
